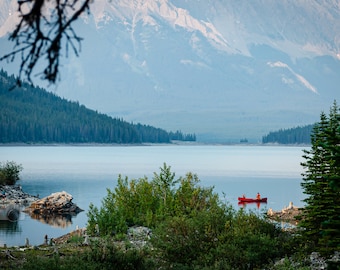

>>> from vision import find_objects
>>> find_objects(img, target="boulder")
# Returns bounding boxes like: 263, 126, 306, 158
127, 226, 152, 248
24, 191, 83, 215
267, 202, 302, 226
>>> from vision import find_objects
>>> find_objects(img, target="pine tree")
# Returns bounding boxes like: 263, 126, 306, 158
320, 102, 340, 252
299, 101, 340, 255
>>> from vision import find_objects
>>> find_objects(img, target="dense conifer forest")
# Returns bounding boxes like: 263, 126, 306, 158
0, 70, 195, 144
262, 124, 314, 144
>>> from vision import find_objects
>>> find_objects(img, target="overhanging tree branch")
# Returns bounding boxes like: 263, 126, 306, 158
0, 0, 92, 86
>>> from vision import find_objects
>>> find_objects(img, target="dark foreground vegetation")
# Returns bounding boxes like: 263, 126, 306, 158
1, 102, 339, 269
0, 70, 195, 144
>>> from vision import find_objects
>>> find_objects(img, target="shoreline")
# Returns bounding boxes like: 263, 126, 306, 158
267, 202, 303, 226
0, 185, 39, 206
1, 183, 303, 226
0, 142, 311, 147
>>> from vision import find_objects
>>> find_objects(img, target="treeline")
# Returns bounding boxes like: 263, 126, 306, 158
0, 70, 195, 144
262, 124, 314, 144
168, 130, 196, 141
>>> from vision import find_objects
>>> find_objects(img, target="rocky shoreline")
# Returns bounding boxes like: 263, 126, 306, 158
0, 185, 83, 224
0, 185, 38, 206
1, 187, 339, 269
266, 201, 302, 226
1, 184, 301, 225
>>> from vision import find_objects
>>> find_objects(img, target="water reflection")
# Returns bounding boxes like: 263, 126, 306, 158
238, 201, 267, 209
1, 203, 80, 230
26, 212, 80, 228
0, 220, 21, 234
0, 205, 22, 235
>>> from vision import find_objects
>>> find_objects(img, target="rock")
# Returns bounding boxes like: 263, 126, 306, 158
127, 226, 152, 241
52, 228, 86, 245
308, 252, 340, 270
0, 185, 38, 205
267, 202, 302, 225
127, 226, 152, 248
24, 191, 83, 215
274, 252, 340, 269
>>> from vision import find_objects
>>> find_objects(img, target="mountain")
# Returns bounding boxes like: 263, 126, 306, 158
1, 0, 339, 142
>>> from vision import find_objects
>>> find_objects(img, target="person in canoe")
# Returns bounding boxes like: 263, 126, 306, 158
256, 192, 261, 200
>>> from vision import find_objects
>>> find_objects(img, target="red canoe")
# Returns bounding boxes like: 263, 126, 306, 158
238, 197, 267, 203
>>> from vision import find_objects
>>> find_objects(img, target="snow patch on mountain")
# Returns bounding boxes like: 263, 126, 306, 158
180, 59, 209, 69
268, 61, 318, 94
88, 0, 232, 53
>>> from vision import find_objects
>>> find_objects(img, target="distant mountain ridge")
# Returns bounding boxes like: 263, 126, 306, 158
0, 0, 339, 142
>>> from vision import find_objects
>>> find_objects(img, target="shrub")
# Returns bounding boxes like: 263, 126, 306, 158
151, 207, 294, 269
84, 239, 154, 269
87, 163, 298, 269
0, 161, 23, 185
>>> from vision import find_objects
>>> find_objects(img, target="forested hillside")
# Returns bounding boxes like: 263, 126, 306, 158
262, 124, 314, 144
0, 70, 195, 144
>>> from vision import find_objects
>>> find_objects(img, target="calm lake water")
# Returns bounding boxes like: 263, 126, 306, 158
0, 144, 307, 247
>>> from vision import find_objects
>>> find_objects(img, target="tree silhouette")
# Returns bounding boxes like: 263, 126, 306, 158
0, 0, 91, 86
299, 101, 340, 256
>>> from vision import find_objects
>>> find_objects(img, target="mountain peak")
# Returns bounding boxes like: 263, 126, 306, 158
88, 0, 232, 53
1, 0, 339, 142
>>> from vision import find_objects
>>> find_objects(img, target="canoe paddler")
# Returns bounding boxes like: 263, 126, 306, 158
256, 192, 261, 200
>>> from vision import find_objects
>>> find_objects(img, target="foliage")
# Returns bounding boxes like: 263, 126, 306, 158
83, 239, 154, 270
262, 124, 314, 144
266, 256, 310, 270
13, 240, 153, 270
0, 70, 194, 144
299, 100, 340, 256
152, 208, 293, 269
0, 0, 91, 85
87, 163, 296, 269
0, 161, 23, 185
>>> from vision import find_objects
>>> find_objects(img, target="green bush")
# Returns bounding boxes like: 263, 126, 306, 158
151, 208, 293, 269
87, 163, 298, 269
0, 161, 23, 185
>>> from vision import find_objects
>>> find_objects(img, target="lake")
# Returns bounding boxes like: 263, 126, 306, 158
0, 144, 307, 247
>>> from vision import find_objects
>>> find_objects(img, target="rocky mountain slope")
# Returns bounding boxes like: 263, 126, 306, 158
1, 0, 339, 142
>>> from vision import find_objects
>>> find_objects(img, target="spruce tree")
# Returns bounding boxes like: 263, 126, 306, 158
320, 101, 340, 252
300, 101, 340, 255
